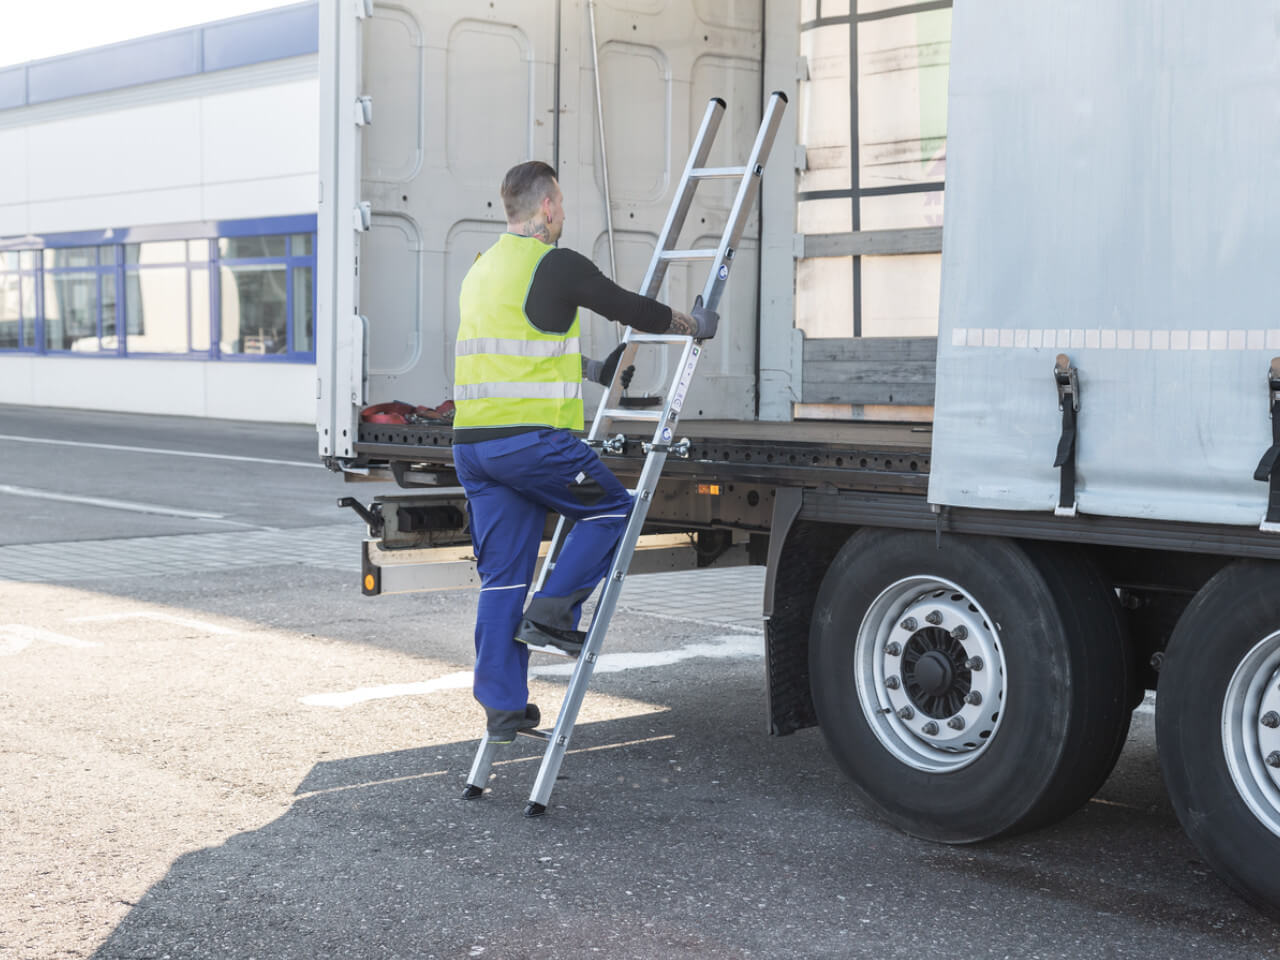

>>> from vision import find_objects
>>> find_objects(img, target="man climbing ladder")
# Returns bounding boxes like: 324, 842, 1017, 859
452, 160, 718, 745
458, 92, 788, 814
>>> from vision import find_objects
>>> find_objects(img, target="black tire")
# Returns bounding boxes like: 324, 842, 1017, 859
1156, 560, 1280, 913
809, 529, 1132, 842
1017, 539, 1136, 831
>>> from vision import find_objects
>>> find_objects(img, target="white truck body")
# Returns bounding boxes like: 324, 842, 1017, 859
317, 0, 803, 460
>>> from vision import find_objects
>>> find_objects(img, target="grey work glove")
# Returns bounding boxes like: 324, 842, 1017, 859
587, 343, 635, 388
690, 295, 719, 340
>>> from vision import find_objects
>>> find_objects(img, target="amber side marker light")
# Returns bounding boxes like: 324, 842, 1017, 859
697, 484, 720, 496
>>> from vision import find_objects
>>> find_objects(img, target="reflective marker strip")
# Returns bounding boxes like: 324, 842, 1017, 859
456, 337, 580, 358
454, 381, 582, 401
480, 583, 528, 592
950, 327, 1280, 351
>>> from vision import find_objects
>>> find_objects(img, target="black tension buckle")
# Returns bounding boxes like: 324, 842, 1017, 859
1053, 353, 1080, 518
1254, 357, 1280, 533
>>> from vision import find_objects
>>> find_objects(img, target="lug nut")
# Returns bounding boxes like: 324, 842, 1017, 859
925, 611, 943, 625
948, 716, 966, 730
886, 642, 902, 657
1268, 752, 1280, 768
951, 625, 968, 641
965, 657, 984, 671
886, 676, 900, 690
900, 618, 918, 632
922, 721, 939, 735
965, 691, 983, 706
1263, 712, 1280, 729
898, 706, 915, 721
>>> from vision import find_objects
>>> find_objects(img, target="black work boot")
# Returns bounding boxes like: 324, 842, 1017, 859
515, 619, 586, 658
485, 703, 541, 744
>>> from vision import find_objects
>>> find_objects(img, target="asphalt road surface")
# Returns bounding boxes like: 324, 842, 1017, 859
2, 404, 1278, 960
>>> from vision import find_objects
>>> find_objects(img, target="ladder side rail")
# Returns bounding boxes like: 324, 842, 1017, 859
637, 97, 726, 300
463, 736, 501, 797
586, 97, 727, 443
546, 333, 698, 590
699, 91, 789, 313
529, 337, 700, 806
526, 446, 673, 808
532, 513, 568, 593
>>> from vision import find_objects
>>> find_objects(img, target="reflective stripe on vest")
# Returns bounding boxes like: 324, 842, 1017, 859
454, 381, 583, 402
454, 233, 583, 432
456, 336, 581, 359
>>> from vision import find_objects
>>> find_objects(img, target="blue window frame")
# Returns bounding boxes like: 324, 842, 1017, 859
0, 250, 40, 351
42, 245, 120, 353
0, 214, 316, 362
216, 232, 316, 360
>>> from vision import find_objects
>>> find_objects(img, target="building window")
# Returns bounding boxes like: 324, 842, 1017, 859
0, 251, 39, 350
218, 232, 315, 358
124, 240, 210, 355
43, 246, 117, 353
0, 216, 315, 362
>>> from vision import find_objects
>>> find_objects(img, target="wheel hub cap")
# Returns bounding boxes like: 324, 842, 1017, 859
904, 634, 966, 714
855, 577, 1008, 773
1223, 630, 1280, 838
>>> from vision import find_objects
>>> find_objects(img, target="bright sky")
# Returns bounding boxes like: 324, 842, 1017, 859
0, 0, 290, 69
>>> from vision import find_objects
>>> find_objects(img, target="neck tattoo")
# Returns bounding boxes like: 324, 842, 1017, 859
515, 219, 551, 243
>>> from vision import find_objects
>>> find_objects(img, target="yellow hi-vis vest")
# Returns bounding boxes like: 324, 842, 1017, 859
454, 233, 583, 432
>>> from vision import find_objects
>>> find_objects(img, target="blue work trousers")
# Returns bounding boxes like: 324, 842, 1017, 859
453, 428, 633, 713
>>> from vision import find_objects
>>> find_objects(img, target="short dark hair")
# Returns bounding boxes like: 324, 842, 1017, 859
500, 161, 558, 221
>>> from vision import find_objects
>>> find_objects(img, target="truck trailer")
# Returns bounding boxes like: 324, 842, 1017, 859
315, 0, 1280, 912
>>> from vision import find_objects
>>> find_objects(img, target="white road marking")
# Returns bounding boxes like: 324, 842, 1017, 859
527, 635, 762, 677
1135, 691, 1156, 716
0, 624, 101, 655
0, 484, 226, 520
301, 671, 475, 708
0, 433, 322, 468
67, 611, 240, 635
299, 635, 763, 709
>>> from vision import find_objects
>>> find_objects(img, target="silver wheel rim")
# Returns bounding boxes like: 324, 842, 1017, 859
854, 576, 1008, 773
1222, 630, 1280, 838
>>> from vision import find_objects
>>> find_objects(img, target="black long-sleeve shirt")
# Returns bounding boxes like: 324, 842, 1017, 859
524, 248, 672, 335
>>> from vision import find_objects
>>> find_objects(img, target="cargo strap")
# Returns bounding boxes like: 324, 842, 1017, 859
1052, 354, 1079, 518
1254, 358, 1280, 532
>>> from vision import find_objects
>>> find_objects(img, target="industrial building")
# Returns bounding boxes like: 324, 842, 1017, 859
1, 1, 951, 424
0, 3, 320, 422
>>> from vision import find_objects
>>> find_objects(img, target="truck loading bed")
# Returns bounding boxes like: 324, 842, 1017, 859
352, 418, 935, 497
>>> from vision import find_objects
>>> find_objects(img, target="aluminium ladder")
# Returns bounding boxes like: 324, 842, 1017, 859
462, 90, 789, 816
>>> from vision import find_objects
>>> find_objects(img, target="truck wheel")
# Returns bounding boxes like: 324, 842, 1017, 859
809, 529, 1131, 842
1156, 560, 1280, 912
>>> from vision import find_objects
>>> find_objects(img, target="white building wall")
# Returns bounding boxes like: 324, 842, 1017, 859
0, 57, 317, 234
0, 354, 316, 422
0, 56, 319, 423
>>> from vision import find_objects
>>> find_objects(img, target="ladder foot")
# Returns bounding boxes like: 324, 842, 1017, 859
461, 784, 485, 800
523, 801, 548, 818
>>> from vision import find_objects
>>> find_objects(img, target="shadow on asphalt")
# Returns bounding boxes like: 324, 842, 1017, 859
86, 705, 1280, 960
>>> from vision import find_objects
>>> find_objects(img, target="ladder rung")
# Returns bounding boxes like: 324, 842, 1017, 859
691, 165, 748, 180
600, 407, 664, 421
658, 248, 717, 261
629, 333, 691, 343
